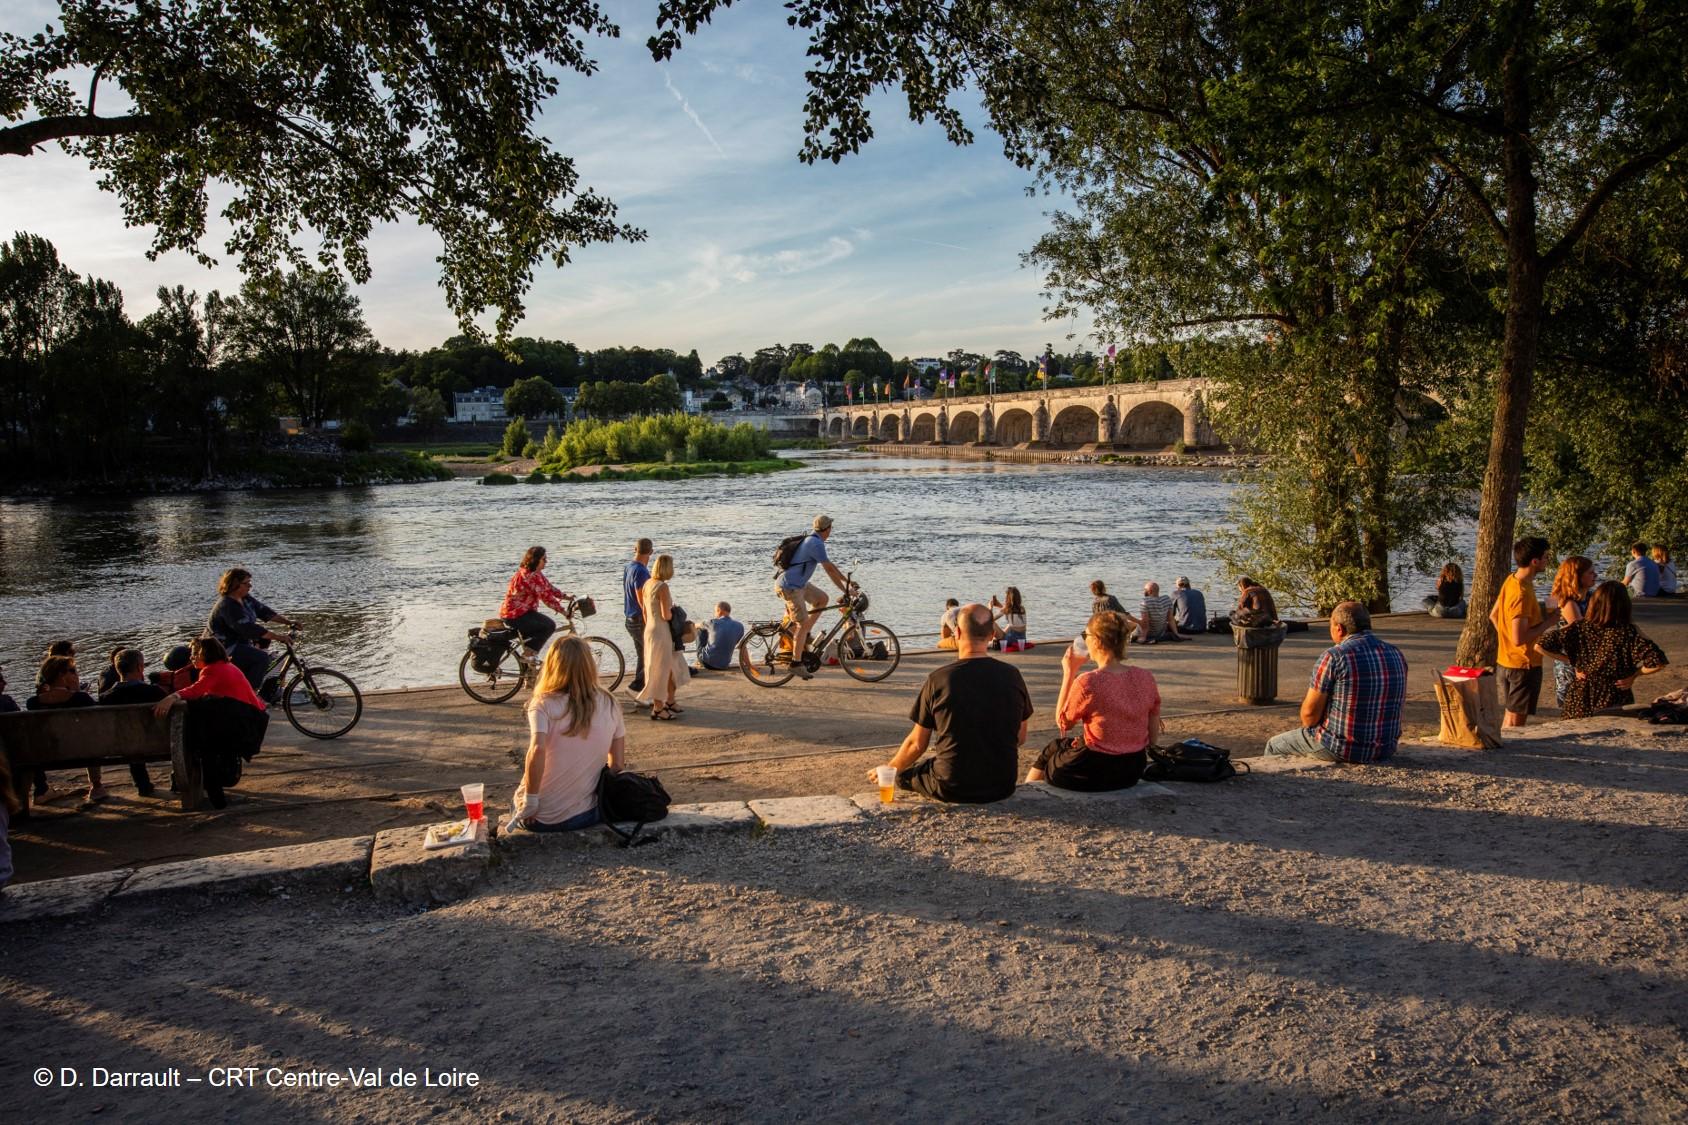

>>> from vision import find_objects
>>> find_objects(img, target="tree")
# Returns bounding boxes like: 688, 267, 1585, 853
139, 286, 226, 478
409, 386, 448, 434
2, 0, 643, 338
748, 344, 788, 385
715, 353, 748, 380
504, 375, 563, 420
224, 268, 378, 428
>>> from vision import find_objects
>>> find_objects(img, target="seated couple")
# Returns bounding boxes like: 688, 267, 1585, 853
871, 607, 1159, 802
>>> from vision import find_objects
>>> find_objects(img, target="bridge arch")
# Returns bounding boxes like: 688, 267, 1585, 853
878, 414, 901, 442
851, 415, 871, 440
996, 408, 1034, 445
827, 416, 845, 439
1050, 404, 1101, 446
949, 410, 980, 443
1118, 401, 1185, 448
910, 412, 938, 443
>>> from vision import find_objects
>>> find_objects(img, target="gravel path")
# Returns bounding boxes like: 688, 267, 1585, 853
5, 721, 1686, 1122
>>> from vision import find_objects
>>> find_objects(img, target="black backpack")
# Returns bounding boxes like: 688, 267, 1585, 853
597, 767, 671, 847
773, 533, 808, 572
468, 628, 507, 673
1143, 739, 1246, 783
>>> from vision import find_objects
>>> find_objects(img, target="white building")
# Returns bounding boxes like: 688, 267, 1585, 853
911, 357, 943, 373
452, 387, 507, 423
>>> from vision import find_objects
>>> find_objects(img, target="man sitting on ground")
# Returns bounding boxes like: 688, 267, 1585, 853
1133, 582, 1184, 643
1172, 576, 1206, 635
692, 602, 745, 672
1264, 601, 1408, 763
98, 647, 166, 796
937, 598, 961, 650
1625, 541, 1661, 599
869, 603, 1032, 803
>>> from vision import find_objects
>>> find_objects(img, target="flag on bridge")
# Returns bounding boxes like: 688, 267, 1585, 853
1039, 353, 1050, 384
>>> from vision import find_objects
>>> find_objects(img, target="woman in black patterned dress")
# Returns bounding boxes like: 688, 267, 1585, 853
1539, 581, 1668, 719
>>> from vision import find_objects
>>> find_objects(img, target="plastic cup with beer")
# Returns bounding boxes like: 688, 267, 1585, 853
461, 782, 485, 822
875, 765, 897, 805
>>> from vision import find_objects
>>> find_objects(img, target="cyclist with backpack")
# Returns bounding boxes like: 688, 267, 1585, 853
775, 515, 851, 680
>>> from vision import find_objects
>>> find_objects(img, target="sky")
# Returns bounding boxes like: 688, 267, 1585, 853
0, 1, 1095, 365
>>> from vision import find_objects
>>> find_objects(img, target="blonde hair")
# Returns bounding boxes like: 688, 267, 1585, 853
528, 636, 603, 738
1086, 612, 1129, 660
651, 553, 675, 582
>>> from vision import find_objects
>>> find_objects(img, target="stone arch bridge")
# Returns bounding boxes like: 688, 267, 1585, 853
821, 378, 1217, 450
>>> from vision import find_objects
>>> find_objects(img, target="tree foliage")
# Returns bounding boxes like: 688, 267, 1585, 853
1, 0, 644, 337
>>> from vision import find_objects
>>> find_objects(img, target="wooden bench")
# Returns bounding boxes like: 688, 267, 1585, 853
0, 704, 204, 815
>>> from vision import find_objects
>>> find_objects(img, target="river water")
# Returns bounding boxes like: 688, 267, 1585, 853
0, 453, 1453, 690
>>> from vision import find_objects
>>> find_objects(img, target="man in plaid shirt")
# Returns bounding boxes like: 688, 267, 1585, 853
1265, 601, 1408, 763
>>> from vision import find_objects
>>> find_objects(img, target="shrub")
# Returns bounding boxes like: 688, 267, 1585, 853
338, 419, 375, 452
482, 471, 518, 485
522, 439, 539, 458
502, 416, 531, 457
524, 469, 549, 484
1172, 438, 1188, 455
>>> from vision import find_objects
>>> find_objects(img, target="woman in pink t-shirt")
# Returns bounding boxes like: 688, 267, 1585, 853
1027, 611, 1161, 791
510, 636, 626, 832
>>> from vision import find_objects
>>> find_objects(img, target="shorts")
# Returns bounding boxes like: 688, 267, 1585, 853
1497, 665, 1542, 715
776, 583, 827, 617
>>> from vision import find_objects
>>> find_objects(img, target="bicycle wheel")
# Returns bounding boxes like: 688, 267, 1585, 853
283, 667, 364, 739
581, 635, 626, 692
839, 620, 902, 683
739, 623, 796, 687
458, 646, 525, 704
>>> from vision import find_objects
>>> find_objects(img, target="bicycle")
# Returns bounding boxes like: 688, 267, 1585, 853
459, 596, 626, 704
258, 630, 364, 740
738, 578, 901, 687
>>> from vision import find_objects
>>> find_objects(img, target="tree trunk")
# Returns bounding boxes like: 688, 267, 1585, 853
1455, 29, 1542, 667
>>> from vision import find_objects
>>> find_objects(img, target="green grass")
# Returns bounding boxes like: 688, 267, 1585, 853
378, 441, 498, 458
550, 459, 800, 483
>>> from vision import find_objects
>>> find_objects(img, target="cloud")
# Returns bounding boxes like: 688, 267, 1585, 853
662, 71, 727, 158
684, 234, 856, 296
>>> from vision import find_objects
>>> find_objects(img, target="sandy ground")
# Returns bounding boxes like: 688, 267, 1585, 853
10, 601, 1687, 886
3, 721, 1686, 1122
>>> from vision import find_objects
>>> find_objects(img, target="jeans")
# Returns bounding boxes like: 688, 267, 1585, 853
1263, 727, 1342, 761
228, 641, 270, 691
503, 610, 555, 652
520, 806, 602, 833
625, 615, 646, 693
693, 626, 731, 671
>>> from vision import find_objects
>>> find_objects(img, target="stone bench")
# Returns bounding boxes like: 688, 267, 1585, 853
0, 704, 202, 814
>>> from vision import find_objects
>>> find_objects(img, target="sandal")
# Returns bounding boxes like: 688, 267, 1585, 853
649, 706, 678, 721
667, 704, 685, 714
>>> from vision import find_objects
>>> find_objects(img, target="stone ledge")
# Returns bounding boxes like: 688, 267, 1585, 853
113, 837, 374, 901
370, 820, 494, 907
850, 791, 944, 816
1245, 756, 1340, 774
648, 802, 759, 837
0, 869, 132, 926
1029, 780, 1178, 802
749, 795, 863, 829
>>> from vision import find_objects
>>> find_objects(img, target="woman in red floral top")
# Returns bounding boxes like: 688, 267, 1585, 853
500, 546, 573, 655
1027, 610, 1162, 791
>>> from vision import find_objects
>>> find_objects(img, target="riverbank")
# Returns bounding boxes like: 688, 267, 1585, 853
0, 449, 451, 496
10, 599, 1683, 887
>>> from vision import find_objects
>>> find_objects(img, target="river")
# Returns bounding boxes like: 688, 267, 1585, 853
0, 452, 1457, 690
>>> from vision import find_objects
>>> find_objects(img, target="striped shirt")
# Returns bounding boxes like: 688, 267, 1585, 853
1311, 632, 1408, 763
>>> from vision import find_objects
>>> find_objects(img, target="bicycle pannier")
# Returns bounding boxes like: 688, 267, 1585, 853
469, 630, 506, 674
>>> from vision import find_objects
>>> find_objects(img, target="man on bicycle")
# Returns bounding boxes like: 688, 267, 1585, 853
777, 515, 851, 680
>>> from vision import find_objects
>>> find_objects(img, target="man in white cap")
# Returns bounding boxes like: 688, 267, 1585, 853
777, 514, 850, 678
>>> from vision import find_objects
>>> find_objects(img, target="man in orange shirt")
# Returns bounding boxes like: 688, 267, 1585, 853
1489, 536, 1555, 727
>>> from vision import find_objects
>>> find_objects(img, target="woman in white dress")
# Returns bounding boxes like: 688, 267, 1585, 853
637, 554, 689, 720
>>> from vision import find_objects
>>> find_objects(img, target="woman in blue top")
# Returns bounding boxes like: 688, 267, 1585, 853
206, 567, 298, 692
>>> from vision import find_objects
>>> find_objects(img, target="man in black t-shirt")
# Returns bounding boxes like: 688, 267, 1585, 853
870, 603, 1033, 803
99, 648, 166, 796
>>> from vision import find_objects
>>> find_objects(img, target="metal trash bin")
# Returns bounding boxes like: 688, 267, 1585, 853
1236, 623, 1288, 704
